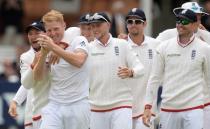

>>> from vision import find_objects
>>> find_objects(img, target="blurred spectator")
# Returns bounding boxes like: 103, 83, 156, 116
0, 0, 24, 45
110, 0, 127, 37
201, 0, 210, 31
0, 59, 19, 83
0, 0, 24, 34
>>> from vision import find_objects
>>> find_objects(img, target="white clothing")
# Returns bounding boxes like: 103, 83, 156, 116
40, 100, 90, 129
128, 35, 160, 118
158, 109, 203, 129
49, 36, 89, 104
90, 108, 132, 129
88, 35, 145, 111
146, 36, 210, 110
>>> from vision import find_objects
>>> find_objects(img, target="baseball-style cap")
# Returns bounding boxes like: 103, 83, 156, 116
176, 9, 197, 22
89, 12, 111, 23
126, 8, 146, 21
79, 13, 92, 24
173, 2, 209, 16
25, 21, 45, 33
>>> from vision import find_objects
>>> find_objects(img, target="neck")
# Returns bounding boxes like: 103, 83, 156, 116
99, 33, 110, 45
129, 34, 144, 45
179, 33, 193, 44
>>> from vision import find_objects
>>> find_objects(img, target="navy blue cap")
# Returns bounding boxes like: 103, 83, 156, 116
79, 13, 92, 24
176, 9, 197, 22
126, 8, 146, 21
25, 21, 45, 33
89, 12, 111, 23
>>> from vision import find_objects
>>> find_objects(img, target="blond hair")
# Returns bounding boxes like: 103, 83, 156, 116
42, 10, 64, 23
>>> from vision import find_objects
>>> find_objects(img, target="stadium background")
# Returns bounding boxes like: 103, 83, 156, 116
0, 0, 209, 128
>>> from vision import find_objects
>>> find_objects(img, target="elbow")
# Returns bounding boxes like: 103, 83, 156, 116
73, 58, 86, 68
75, 62, 85, 68
21, 79, 31, 89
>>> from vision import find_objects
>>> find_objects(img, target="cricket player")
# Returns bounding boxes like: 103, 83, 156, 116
20, 21, 50, 129
34, 10, 90, 129
143, 9, 210, 129
8, 85, 33, 129
125, 8, 160, 129
78, 13, 94, 42
156, 2, 210, 129
88, 12, 145, 129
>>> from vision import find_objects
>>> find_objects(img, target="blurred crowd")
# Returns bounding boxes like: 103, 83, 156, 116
0, 0, 210, 84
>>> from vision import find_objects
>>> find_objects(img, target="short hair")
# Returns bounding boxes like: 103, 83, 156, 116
42, 10, 64, 24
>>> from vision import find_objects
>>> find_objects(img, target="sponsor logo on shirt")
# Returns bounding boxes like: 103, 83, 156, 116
91, 53, 105, 56
191, 50, 196, 60
114, 46, 119, 56
167, 54, 181, 57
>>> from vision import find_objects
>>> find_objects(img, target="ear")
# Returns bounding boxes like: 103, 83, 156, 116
63, 22, 66, 29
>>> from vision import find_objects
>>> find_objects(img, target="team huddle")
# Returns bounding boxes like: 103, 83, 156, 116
7, 1, 210, 129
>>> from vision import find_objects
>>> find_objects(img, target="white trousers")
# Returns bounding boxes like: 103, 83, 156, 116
204, 105, 210, 129
133, 116, 156, 129
40, 100, 90, 129
25, 125, 33, 129
159, 109, 203, 129
33, 118, 42, 129
90, 108, 132, 129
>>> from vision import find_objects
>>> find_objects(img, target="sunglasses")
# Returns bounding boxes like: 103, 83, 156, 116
127, 19, 144, 25
90, 13, 109, 22
176, 18, 192, 25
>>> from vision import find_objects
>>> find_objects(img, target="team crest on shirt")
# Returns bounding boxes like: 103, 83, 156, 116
114, 46, 119, 56
20, 60, 23, 68
148, 49, 153, 59
191, 50, 196, 60
80, 41, 86, 47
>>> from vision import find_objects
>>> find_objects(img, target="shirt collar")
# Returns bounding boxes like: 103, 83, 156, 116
177, 34, 195, 48
95, 33, 113, 47
128, 35, 148, 47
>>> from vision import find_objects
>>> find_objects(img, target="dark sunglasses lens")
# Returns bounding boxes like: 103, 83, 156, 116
127, 19, 143, 24
135, 20, 143, 24
180, 19, 190, 25
127, 20, 133, 24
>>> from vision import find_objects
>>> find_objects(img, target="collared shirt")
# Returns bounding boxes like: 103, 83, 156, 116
95, 34, 112, 47
177, 34, 195, 47
127, 35, 160, 117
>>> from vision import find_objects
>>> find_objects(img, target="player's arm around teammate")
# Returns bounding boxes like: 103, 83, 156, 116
37, 34, 88, 68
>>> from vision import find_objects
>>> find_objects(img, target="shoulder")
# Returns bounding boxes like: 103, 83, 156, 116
20, 49, 33, 60
112, 38, 129, 46
156, 28, 177, 41
63, 27, 81, 44
159, 28, 177, 34
157, 37, 176, 51
145, 36, 161, 47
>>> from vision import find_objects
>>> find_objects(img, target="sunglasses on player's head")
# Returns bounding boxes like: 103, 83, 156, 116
90, 13, 109, 23
126, 19, 144, 25
176, 18, 192, 25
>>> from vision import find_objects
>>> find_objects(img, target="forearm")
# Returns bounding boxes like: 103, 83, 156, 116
33, 54, 48, 81
13, 85, 27, 105
21, 68, 34, 89
52, 46, 87, 68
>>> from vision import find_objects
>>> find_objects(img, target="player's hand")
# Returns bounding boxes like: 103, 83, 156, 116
117, 67, 133, 79
8, 100, 18, 118
38, 34, 56, 50
118, 33, 128, 40
48, 51, 60, 65
142, 108, 152, 127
